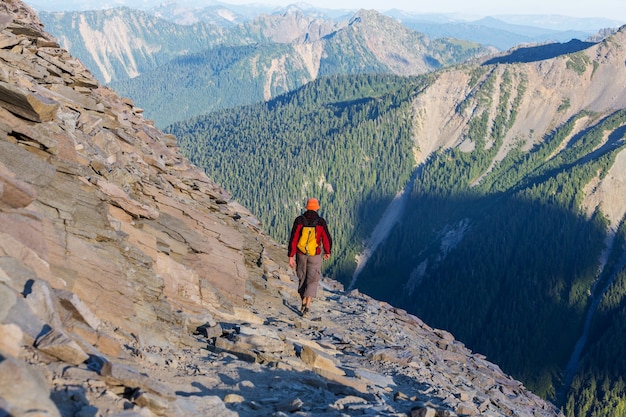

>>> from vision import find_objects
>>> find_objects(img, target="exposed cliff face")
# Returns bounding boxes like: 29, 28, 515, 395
39, 7, 228, 84
0, 1, 564, 416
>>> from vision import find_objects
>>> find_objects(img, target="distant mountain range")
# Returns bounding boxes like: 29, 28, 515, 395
38, 7, 497, 127
393, 14, 613, 49
34, 3, 622, 127
29, 0, 623, 29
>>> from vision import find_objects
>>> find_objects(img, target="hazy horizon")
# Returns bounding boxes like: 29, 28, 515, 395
22, 0, 626, 24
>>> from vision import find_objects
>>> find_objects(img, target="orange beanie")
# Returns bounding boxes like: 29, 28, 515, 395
306, 198, 320, 211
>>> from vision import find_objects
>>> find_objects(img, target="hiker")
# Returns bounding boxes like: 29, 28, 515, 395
288, 198, 332, 317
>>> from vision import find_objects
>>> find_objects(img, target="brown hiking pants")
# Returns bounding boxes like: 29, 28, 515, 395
296, 252, 322, 299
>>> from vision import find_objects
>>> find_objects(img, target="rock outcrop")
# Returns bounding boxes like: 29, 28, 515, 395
0, 1, 563, 416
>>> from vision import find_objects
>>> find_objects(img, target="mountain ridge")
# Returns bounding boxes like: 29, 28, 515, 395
26, 0, 624, 30
104, 8, 493, 127
34, 5, 622, 130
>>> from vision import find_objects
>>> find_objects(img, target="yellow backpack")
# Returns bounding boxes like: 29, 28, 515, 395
297, 219, 319, 256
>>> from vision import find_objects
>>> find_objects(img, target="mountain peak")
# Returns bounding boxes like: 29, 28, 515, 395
350, 8, 390, 23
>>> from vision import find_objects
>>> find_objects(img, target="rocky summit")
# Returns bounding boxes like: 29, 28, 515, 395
0, 1, 563, 416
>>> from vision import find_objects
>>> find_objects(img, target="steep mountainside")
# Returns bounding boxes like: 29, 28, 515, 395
169, 25, 626, 416
38, 7, 494, 127
37, 7, 229, 84
357, 31, 626, 407
0, 1, 564, 416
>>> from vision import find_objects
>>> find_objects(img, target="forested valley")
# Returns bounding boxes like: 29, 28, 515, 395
167, 32, 626, 415
167, 73, 425, 279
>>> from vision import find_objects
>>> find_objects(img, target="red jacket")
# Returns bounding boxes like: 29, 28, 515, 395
288, 210, 332, 257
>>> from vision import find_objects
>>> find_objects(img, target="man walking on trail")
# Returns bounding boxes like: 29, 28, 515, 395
288, 198, 332, 317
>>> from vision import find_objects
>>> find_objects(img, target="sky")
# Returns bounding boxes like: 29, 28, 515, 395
23, 0, 626, 24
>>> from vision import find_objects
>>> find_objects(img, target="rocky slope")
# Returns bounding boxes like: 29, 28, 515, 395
0, 1, 564, 416
411, 27, 626, 228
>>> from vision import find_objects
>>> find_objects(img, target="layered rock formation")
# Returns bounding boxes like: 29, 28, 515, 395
0, 1, 563, 416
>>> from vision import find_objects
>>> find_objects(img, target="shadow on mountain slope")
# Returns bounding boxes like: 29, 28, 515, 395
482, 39, 596, 65
349, 190, 611, 406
